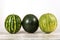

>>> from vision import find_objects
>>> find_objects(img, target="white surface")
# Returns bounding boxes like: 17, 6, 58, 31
0, 29, 60, 40
0, 0, 60, 40
0, 30, 60, 40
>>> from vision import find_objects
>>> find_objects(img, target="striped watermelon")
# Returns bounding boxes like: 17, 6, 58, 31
39, 13, 57, 33
5, 14, 21, 34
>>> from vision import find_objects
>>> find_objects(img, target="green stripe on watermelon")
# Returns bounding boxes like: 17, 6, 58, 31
5, 14, 21, 34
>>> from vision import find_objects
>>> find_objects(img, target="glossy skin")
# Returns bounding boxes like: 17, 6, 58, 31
22, 14, 39, 33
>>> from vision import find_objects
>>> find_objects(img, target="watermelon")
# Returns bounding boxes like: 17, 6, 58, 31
39, 13, 57, 33
5, 14, 21, 34
22, 14, 39, 33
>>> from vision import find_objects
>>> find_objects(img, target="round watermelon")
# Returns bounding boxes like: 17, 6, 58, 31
22, 14, 39, 33
5, 14, 21, 34
39, 13, 57, 33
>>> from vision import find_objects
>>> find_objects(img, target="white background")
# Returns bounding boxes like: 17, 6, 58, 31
0, 0, 60, 34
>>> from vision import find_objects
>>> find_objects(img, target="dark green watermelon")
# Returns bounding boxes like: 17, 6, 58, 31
22, 14, 39, 33
5, 14, 21, 34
